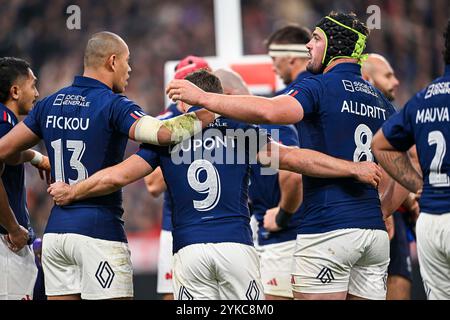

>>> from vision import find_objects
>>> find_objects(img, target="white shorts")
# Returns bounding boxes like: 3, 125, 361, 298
260, 240, 296, 298
292, 228, 390, 300
416, 212, 450, 300
157, 230, 173, 294
0, 237, 38, 300
173, 242, 264, 300
42, 233, 133, 300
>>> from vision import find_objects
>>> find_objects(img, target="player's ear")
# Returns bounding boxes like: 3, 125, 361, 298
289, 57, 297, 65
9, 84, 20, 101
107, 54, 116, 72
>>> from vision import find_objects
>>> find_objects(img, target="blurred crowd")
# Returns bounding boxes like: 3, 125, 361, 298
1, 0, 447, 235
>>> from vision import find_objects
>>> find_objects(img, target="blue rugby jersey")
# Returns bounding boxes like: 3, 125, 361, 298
137, 117, 269, 253
23, 76, 146, 242
286, 63, 396, 234
383, 65, 450, 214
0, 103, 32, 237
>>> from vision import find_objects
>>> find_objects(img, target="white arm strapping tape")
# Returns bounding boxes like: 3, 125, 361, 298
134, 116, 163, 145
30, 150, 44, 165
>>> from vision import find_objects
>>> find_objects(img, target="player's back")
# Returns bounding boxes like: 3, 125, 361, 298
140, 117, 265, 253
288, 63, 396, 234
390, 67, 450, 214
23, 76, 145, 242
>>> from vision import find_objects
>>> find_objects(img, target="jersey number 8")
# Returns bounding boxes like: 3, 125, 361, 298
354, 124, 374, 162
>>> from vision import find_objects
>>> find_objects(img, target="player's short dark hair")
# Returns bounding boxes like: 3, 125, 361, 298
184, 70, 223, 94
327, 11, 369, 37
265, 25, 312, 48
0, 57, 31, 104
444, 19, 450, 65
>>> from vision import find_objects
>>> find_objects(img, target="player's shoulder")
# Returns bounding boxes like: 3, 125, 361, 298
291, 73, 325, 89
0, 104, 14, 127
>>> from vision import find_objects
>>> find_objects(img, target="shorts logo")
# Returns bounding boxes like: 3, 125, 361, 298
245, 280, 260, 300
178, 286, 194, 300
316, 267, 335, 284
266, 278, 278, 286
95, 261, 115, 289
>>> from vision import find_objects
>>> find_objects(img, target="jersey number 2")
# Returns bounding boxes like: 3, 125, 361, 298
51, 139, 88, 185
187, 159, 221, 212
428, 130, 450, 187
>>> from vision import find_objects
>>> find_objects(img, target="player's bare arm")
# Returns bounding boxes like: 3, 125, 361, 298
166, 79, 303, 124
260, 142, 382, 188
372, 129, 423, 193
0, 122, 51, 182
378, 168, 410, 219
145, 167, 167, 197
0, 165, 29, 252
264, 170, 303, 232
48, 154, 154, 206
129, 109, 216, 146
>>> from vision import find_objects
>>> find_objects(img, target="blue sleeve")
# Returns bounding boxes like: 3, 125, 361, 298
284, 77, 322, 116
110, 96, 148, 136
0, 121, 12, 138
381, 102, 415, 152
186, 105, 202, 113
23, 100, 44, 138
276, 125, 299, 147
136, 143, 162, 169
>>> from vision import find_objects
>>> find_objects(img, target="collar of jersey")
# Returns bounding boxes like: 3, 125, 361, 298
72, 76, 112, 90
325, 62, 361, 75
295, 70, 314, 82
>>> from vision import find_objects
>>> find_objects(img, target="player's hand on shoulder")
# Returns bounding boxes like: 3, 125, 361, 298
3, 225, 29, 252
166, 79, 205, 106
32, 155, 52, 185
264, 207, 281, 232
352, 161, 382, 188
47, 182, 73, 206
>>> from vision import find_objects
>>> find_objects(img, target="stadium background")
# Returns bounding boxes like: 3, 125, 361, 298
1, 0, 447, 299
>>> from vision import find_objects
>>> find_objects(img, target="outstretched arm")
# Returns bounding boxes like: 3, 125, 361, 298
0, 122, 51, 182
48, 155, 154, 206
259, 142, 382, 188
129, 109, 217, 146
166, 79, 303, 124
0, 122, 41, 163
372, 130, 423, 193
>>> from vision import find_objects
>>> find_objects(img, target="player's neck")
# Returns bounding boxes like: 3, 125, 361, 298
83, 69, 113, 90
323, 58, 358, 73
3, 100, 19, 118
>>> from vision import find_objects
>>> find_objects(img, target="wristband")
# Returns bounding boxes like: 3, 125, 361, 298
30, 150, 43, 165
275, 207, 293, 229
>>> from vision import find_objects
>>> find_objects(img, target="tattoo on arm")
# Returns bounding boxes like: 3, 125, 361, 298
377, 150, 423, 193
